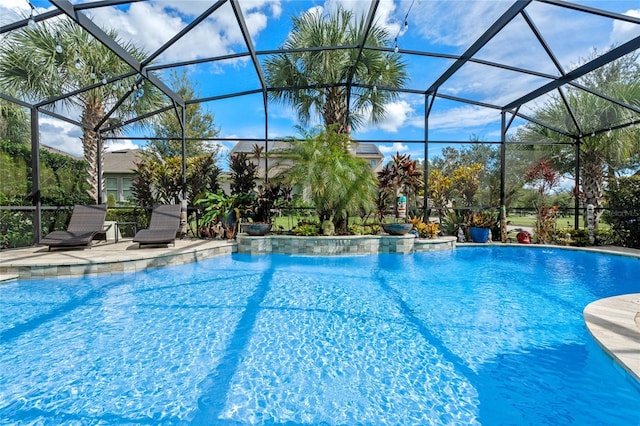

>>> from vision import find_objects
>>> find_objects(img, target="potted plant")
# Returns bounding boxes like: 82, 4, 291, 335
243, 182, 291, 236
466, 210, 496, 243
195, 191, 250, 239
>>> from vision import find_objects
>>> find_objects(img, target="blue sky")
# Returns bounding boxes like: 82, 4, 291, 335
2, 0, 639, 164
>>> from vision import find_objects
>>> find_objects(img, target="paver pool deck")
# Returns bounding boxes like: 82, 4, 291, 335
1, 239, 639, 383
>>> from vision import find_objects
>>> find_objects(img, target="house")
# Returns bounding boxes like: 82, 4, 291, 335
103, 149, 142, 204
228, 140, 384, 180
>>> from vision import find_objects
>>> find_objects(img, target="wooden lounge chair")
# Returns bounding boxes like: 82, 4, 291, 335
133, 204, 181, 247
40, 204, 108, 251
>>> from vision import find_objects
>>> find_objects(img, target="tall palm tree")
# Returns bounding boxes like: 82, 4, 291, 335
518, 53, 640, 228
264, 6, 407, 134
0, 18, 164, 202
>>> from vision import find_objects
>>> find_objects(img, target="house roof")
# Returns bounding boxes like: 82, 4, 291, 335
42, 144, 80, 159
103, 149, 142, 174
230, 141, 383, 158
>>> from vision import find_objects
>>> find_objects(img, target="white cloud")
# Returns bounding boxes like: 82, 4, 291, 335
412, 0, 511, 48
376, 100, 414, 132
428, 105, 498, 133
411, 1, 640, 110
105, 139, 138, 152
323, 0, 400, 37
38, 117, 84, 158
84, 1, 279, 64
0, 0, 29, 25
378, 142, 408, 154
611, 9, 640, 44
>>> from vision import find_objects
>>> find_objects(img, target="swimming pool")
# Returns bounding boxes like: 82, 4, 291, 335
1, 247, 639, 424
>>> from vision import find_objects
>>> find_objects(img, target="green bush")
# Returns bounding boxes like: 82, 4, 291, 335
0, 209, 32, 249
106, 208, 150, 236
292, 221, 321, 236
107, 193, 117, 207
603, 176, 640, 248
550, 228, 614, 247
348, 223, 380, 235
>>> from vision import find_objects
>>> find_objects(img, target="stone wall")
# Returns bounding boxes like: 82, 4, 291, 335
237, 234, 456, 256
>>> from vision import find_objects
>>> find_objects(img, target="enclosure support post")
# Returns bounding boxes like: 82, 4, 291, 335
180, 104, 187, 201
264, 93, 269, 183
30, 107, 41, 243
499, 111, 507, 243
574, 138, 581, 230
423, 94, 430, 221
180, 104, 187, 236
96, 132, 103, 204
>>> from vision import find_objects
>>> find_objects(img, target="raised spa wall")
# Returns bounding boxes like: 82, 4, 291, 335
237, 234, 457, 256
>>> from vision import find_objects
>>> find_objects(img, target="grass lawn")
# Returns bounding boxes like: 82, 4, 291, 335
507, 215, 610, 230
271, 213, 609, 232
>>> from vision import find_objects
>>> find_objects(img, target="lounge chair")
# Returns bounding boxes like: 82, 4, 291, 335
40, 204, 108, 251
133, 204, 181, 247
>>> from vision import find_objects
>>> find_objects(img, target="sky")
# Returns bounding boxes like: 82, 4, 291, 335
1, 0, 639, 165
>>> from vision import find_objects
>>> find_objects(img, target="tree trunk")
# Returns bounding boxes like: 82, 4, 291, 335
81, 100, 105, 203
322, 87, 348, 133
581, 153, 605, 229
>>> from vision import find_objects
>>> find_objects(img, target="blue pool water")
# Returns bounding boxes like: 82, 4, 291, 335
1, 247, 639, 425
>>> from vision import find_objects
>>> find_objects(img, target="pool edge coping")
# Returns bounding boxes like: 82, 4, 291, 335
584, 294, 640, 383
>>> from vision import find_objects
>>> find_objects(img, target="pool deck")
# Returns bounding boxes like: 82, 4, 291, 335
584, 293, 640, 382
0, 238, 236, 281
1, 240, 639, 383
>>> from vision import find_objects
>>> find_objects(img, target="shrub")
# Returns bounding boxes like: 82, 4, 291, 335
292, 221, 321, 236
604, 176, 640, 248
347, 223, 380, 235
409, 216, 439, 238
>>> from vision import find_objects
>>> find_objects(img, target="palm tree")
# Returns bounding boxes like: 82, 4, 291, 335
0, 18, 164, 202
264, 6, 408, 133
517, 52, 640, 228
276, 126, 378, 233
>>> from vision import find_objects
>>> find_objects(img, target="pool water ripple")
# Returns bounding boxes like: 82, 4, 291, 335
1, 248, 639, 425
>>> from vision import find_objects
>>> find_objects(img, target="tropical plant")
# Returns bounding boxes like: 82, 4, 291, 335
377, 152, 423, 221
249, 182, 291, 224
451, 163, 484, 207
409, 216, 439, 239
430, 141, 531, 210
264, 6, 408, 133
132, 152, 220, 207
229, 152, 258, 196
195, 191, 251, 240
0, 19, 164, 202
440, 207, 464, 237
188, 154, 221, 203
524, 157, 562, 244
277, 125, 378, 234
428, 169, 454, 225
148, 69, 221, 159
0, 99, 29, 144
292, 221, 322, 236
466, 210, 496, 229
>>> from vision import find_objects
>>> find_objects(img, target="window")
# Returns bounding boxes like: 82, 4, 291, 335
122, 177, 133, 201
106, 177, 118, 202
